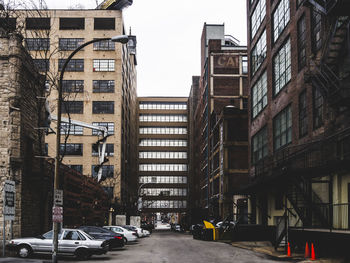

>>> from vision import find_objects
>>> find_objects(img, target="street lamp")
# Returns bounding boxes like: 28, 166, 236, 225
52, 35, 129, 263
137, 183, 153, 212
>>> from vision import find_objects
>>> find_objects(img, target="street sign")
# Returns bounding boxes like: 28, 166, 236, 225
54, 189, 63, 206
3, 180, 15, 221
52, 206, 63, 223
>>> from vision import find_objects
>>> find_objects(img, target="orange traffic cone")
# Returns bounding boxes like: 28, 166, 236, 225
287, 242, 291, 257
305, 242, 310, 258
311, 243, 316, 260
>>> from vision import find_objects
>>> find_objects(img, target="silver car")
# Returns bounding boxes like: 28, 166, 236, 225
7, 228, 109, 260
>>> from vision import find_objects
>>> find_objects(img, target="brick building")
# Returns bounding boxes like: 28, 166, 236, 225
189, 23, 249, 221
245, 0, 350, 251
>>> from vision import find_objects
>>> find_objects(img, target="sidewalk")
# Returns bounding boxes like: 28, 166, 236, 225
0, 258, 46, 263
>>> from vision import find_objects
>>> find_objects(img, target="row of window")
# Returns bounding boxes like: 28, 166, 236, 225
139, 152, 187, 159
139, 176, 188, 184
252, 90, 324, 163
67, 165, 114, 180
59, 143, 114, 156
139, 115, 188, 123
141, 188, 187, 197
61, 80, 115, 93
139, 103, 187, 110
139, 127, 187, 135
61, 101, 114, 114
142, 200, 187, 209
33, 59, 116, 72
139, 139, 187, 147
139, 164, 188, 172
24, 17, 115, 30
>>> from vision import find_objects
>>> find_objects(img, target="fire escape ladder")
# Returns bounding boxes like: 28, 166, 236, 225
304, 0, 328, 14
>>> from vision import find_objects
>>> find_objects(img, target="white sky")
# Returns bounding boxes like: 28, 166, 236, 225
44, 0, 247, 97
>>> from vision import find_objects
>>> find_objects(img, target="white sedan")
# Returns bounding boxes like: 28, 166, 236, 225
104, 226, 138, 243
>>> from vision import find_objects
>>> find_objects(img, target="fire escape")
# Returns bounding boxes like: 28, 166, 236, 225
273, 0, 350, 247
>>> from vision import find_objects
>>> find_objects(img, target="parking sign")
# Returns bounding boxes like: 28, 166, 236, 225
3, 180, 15, 221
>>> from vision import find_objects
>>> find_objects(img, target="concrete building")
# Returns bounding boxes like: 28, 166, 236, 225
189, 23, 249, 221
137, 97, 189, 217
11, 4, 138, 218
245, 0, 350, 252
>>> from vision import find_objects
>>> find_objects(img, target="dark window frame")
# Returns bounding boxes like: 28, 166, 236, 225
273, 38, 291, 96
297, 15, 307, 70
92, 165, 114, 178
25, 38, 50, 51
313, 87, 324, 129
92, 80, 115, 93
93, 39, 115, 51
62, 80, 84, 93
59, 59, 84, 72
59, 18, 85, 30
92, 143, 114, 156
311, 7, 322, 53
299, 90, 308, 138
273, 105, 292, 151
61, 101, 84, 114
59, 38, 84, 51
33, 59, 49, 72
25, 17, 50, 30
272, 0, 290, 43
251, 29, 267, 75
252, 71, 268, 118
60, 143, 83, 156
92, 101, 114, 114
252, 126, 268, 164
94, 18, 115, 30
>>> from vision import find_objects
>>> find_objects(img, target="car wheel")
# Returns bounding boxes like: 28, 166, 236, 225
75, 248, 91, 260
123, 237, 127, 245
17, 244, 32, 258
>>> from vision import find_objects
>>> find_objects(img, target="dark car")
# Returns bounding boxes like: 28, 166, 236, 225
78, 226, 124, 250
141, 221, 154, 233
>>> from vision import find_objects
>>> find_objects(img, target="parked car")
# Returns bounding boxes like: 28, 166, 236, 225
143, 229, 151, 237
141, 221, 154, 233
6, 228, 109, 260
103, 226, 138, 244
122, 225, 145, 238
78, 226, 124, 249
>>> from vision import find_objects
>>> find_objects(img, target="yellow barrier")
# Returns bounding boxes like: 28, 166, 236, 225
203, 220, 217, 241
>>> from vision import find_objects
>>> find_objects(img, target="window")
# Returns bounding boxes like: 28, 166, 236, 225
139, 115, 188, 122
61, 101, 83, 114
273, 38, 291, 95
312, 7, 322, 52
25, 38, 50, 51
93, 59, 115, 72
313, 87, 324, 129
273, 0, 290, 42
68, 165, 83, 173
93, 40, 115, 51
92, 165, 114, 179
92, 101, 114, 114
60, 143, 83, 156
242, 56, 248, 74
251, 0, 266, 39
139, 102, 187, 110
139, 176, 187, 184
93, 80, 115, 93
103, 187, 114, 198
0, 18, 16, 31
92, 122, 114, 135
60, 123, 83, 135
92, 144, 114, 156
139, 152, 188, 159
59, 18, 85, 30
139, 127, 187, 135
299, 90, 308, 137
59, 59, 84, 72
139, 164, 188, 172
297, 15, 307, 70
252, 71, 267, 118
252, 127, 268, 164
94, 18, 115, 30
25, 18, 50, 30
59, 38, 84, 51
251, 30, 267, 75
139, 139, 187, 147
273, 105, 292, 150
62, 80, 84, 93
33, 59, 49, 72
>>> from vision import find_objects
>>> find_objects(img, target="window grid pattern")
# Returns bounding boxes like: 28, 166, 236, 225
139, 152, 187, 159
252, 127, 268, 164
274, 105, 292, 151
312, 8, 322, 52
92, 165, 114, 179
59, 38, 84, 51
92, 101, 114, 114
93, 59, 115, 72
139, 139, 187, 147
251, 0, 266, 39
140, 127, 187, 135
251, 30, 266, 75
92, 144, 114, 156
297, 15, 307, 70
59, 59, 84, 72
139, 164, 188, 172
61, 101, 83, 114
139, 115, 187, 122
242, 56, 248, 74
60, 143, 83, 156
139, 103, 187, 110
25, 38, 50, 51
252, 71, 267, 118
139, 176, 187, 184
68, 165, 83, 174
273, 39, 291, 95
141, 188, 187, 197
273, 0, 290, 42
313, 87, 324, 129
142, 200, 187, 209
33, 59, 49, 72
62, 80, 84, 93
60, 123, 83, 135
299, 90, 308, 137
93, 80, 115, 93
93, 40, 115, 51
92, 122, 114, 135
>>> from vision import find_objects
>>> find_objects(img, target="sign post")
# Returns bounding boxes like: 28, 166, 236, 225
3, 180, 16, 256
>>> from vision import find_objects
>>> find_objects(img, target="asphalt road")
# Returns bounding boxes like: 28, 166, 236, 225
39, 230, 291, 263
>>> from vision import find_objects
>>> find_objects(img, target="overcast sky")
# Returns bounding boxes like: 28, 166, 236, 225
44, 0, 247, 97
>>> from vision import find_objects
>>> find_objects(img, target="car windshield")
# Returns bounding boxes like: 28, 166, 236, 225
42, 230, 63, 240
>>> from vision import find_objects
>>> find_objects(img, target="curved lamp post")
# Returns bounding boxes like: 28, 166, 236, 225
52, 35, 129, 263
137, 183, 153, 212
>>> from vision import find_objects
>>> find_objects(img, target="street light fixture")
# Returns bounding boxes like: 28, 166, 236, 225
52, 35, 129, 263
137, 183, 153, 211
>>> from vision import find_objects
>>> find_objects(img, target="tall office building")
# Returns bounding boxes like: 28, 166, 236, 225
137, 97, 189, 219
